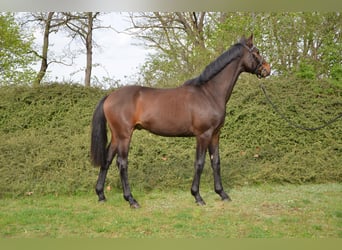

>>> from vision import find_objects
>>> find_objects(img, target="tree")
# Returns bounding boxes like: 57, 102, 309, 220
128, 12, 220, 86
24, 12, 105, 86
128, 12, 260, 86
257, 12, 341, 78
0, 13, 37, 85
34, 12, 54, 86
130, 12, 341, 85
63, 12, 101, 87
28, 12, 73, 86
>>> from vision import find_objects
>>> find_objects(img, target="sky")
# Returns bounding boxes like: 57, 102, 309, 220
32, 12, 152, 86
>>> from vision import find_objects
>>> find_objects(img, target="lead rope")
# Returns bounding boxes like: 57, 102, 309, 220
260, 83, 342, 131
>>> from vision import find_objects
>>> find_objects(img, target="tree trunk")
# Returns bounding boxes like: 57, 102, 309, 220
34, 12, 54, 86
84, 12, 93, 87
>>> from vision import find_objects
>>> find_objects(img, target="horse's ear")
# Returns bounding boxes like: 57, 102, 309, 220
246, 33, 254, 47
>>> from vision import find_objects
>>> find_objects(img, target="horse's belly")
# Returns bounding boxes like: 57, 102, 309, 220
137, 114, 194, 137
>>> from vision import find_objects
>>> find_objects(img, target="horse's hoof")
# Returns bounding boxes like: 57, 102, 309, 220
98, 198, 107, 203
196, 200, 206, 206
130, 202, 141, 209
222, 194, 232, 202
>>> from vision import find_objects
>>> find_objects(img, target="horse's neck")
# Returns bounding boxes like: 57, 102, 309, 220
203, 59, 242, 105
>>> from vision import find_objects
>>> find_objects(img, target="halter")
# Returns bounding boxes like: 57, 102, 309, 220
242, 44, 264, 77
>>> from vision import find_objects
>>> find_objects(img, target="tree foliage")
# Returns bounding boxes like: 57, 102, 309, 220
257, 12, 341, 79
0, 13, 37, 85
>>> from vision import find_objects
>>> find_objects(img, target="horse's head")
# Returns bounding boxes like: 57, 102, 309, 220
240, 34, 271, 78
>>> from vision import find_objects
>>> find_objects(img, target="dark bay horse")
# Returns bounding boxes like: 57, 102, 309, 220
91, 34, 271, 208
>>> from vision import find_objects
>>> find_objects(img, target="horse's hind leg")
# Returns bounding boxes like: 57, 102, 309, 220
95, 142, 117, 202
116, 138, 140, 208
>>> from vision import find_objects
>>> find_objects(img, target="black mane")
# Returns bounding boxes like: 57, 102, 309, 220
184, 42, 244, 86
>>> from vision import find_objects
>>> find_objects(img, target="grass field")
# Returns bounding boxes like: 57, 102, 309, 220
1, 183, 341, 238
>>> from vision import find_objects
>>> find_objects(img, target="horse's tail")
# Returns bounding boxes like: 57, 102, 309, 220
90, 96, 108, 167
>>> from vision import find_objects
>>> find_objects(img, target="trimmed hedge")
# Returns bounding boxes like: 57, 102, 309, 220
0, 78, 341, 197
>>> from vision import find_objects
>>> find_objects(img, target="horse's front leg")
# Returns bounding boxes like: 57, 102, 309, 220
191, 134, 210, 205
208, 133, 231, 202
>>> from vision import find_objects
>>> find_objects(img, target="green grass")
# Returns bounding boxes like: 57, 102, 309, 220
0, 183, 341, 238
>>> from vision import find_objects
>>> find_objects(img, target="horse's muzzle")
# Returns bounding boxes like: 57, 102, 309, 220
257, 62, 271, 78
